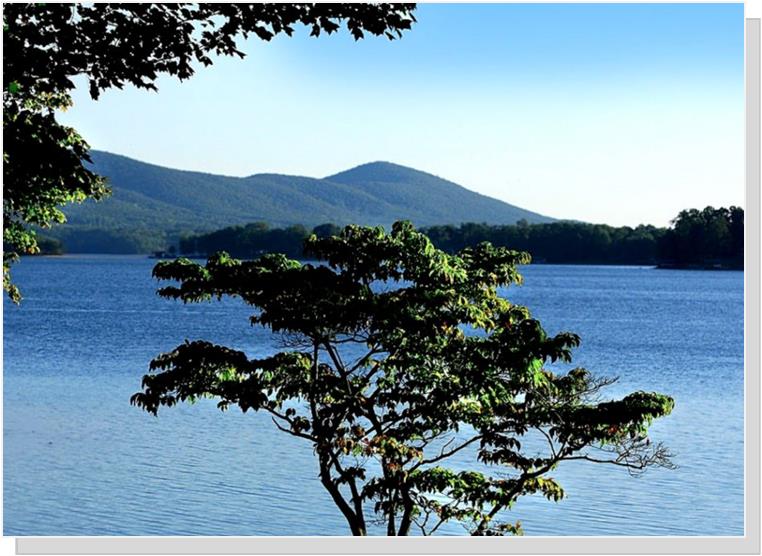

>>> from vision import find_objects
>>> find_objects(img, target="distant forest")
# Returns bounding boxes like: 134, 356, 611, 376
170, 206, 743, 269
29, 206, 742, 269
425, 206, 744, 268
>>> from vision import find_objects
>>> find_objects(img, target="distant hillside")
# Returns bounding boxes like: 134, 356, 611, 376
50, 151, 555, 253
325, 162, 555, 227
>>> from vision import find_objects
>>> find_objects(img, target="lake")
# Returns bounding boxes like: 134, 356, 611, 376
3, 255, 744, 536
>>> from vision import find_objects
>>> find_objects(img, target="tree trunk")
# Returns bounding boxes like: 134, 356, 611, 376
320, 454, 368, 537
397, 486, 414, 536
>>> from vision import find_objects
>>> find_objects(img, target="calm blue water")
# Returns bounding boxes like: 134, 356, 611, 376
3, 256, 744, 536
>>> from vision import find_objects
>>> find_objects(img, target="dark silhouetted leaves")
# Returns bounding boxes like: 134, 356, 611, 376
3, 3, 416, 301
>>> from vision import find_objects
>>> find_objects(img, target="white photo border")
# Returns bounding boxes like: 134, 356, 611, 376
11, 6, 761, 556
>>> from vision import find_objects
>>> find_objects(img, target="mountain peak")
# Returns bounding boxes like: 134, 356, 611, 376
326, 161, 436, 184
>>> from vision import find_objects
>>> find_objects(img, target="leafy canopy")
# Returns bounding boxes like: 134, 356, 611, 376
2, 3, 416, 302
132, 222, 674, 536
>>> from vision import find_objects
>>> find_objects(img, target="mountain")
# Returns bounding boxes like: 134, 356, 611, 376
49, 151, 555, 253
325, 162, 555, 227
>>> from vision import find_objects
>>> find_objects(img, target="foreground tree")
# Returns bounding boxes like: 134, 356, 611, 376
132, 222, 674, 536
2, 3, 416, 302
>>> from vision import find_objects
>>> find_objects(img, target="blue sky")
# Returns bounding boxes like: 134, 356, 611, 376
58, 3, 745, 227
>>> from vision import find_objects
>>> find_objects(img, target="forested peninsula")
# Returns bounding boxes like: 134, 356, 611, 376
167, 206, 743, 269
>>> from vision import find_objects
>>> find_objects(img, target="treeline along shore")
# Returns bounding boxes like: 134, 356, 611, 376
173, 206, 743, 269
30, 206, 743, 269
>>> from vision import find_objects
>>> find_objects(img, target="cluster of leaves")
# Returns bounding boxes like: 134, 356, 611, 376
4, 4, 416, 101
2, 3, 416, 301
3, 89, 108, 302
132, 221, 674, 536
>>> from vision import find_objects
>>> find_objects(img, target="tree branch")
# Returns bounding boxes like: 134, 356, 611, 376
268, 414, 316, 442
412, 434, 483, 470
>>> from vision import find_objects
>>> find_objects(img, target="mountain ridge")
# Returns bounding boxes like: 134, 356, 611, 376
47, 150, 556, 253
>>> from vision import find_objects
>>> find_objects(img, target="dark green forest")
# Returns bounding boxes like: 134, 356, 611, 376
26, 206, 742, 269
168, 206, 743, 269
178, 223, 327, 259
57, 151, 554, 235
423, 206, 743, 268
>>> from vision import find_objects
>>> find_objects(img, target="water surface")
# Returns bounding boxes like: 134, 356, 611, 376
3, 256, 744, 536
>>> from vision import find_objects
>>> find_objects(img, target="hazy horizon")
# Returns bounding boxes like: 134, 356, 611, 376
57, 3, 744, 228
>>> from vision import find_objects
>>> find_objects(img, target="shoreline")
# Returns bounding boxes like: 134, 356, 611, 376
21, 253, 745, 271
